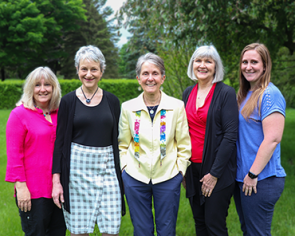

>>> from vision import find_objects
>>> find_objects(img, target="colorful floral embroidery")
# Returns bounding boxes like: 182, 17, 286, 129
160, 109, 166, 160
133, 109, 167, 163
134, 111, 141, 160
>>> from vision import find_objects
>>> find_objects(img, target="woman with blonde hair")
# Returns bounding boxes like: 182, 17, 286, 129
5, 67, 66, 235
234, 43, 286, 235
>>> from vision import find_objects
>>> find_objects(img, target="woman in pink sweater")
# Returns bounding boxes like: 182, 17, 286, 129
5, 67, 66, 236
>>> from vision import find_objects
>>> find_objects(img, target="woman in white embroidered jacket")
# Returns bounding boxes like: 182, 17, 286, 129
118, 52, 191, 236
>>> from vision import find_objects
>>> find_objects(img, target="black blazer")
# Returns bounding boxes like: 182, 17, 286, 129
52, 90, 126, 215
182, 82, 238, 204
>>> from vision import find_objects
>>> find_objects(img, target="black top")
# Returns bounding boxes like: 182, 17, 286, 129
73, 96, 113, 147
147, 105, 159, 122
52, 90, 125, 215
182, 82, 239, 205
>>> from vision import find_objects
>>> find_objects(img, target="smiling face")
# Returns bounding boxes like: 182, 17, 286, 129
241, 50, 265, 89
33, 78, 53, 108
137, 62, 165, 95
193, 57, 216, 83
77, 59, 103, 90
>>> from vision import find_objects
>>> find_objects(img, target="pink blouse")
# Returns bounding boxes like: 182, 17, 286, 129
5, 105, 58, 199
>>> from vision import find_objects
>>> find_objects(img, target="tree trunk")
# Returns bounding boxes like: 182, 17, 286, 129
1, 67, 5, 81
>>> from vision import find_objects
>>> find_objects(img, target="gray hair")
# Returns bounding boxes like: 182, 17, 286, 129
136, 53, 165, 77
16, 67, 61, 111
187, 45, 224, 83
74, 45, 106, 73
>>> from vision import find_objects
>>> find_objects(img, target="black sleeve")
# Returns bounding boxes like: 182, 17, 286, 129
182, 85, 195, 106
210, 87, 239, 178
52, 97, 68, 174
114, 96, 121, 129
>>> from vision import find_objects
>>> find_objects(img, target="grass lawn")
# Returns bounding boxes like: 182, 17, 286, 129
1, 108, 294, 235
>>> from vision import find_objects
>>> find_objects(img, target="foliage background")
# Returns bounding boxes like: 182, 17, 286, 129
0, 0, 120, 80
117, 0, 295, 106
0, 79, 141, 109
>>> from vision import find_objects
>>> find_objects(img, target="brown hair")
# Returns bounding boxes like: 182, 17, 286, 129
237, 43, 272, 119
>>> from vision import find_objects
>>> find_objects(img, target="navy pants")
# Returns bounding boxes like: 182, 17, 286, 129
16, 196, 66, 236
234, 177, 285, 236
122, 171, 183, 236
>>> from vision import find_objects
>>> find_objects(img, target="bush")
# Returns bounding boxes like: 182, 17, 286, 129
0, 81, 24, 109
0, 79, 141, 109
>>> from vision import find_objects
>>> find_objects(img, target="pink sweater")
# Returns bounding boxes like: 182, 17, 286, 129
5, 105, 58, 199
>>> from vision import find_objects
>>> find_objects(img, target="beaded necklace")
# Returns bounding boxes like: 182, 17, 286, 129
35, 106, 50, 117
134, 109, 166, 167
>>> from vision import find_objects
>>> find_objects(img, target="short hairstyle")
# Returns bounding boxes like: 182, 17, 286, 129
16, 67, 61, 111
187, 45, 224, 83
237, 43, 272, 119
74, 45, 106, 73
136, 53, 165, 78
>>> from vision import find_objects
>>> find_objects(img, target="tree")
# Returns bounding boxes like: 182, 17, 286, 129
157, 43, 195, 99
0, 0, 86, 80
118, 40, 152, 79
60, 0, 121, 79
118, 0, 295, 87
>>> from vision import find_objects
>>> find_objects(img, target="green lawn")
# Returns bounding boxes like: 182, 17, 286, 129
1, 109, 294, 235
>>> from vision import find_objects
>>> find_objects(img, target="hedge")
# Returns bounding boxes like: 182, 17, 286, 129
0, 79, 142, 110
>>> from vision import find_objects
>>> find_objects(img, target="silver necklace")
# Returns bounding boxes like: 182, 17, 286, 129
148, 105, 158, 115
144, 95, 161, 115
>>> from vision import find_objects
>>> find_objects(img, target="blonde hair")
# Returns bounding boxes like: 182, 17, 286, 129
16, 67, 61, 111
237, 43, 272, 119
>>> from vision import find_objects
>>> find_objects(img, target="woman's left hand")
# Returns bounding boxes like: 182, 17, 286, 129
200, 173, 217, 197
243, 174, 258, 196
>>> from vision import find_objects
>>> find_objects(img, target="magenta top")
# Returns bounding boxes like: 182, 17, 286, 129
5, 104, 58, 199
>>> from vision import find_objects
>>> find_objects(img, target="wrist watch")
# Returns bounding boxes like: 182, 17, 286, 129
248, 171, 258, 179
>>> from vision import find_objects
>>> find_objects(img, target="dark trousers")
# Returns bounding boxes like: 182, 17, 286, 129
122, 171, 183, 236
16, 196, 66, 236
234, 177, 285, 236
189, 163, 235, 236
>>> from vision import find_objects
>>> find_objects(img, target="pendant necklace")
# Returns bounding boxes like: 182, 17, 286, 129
144, 95, 160, 115
148, 105, 158, 115
81, 86, 99, 104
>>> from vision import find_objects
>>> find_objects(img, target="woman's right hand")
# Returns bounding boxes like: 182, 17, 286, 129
52, 174, 64, 209
15, 182, 31, 212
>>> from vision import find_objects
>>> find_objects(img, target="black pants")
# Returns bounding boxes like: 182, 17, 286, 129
16, 196, 66, 236
189, 163, 235, 236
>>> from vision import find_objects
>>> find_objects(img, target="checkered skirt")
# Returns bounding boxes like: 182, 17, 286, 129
63, 142, 121, 234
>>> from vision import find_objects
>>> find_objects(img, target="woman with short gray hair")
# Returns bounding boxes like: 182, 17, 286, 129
119, 52, 191, 235
182, 45, 239, 235
52, 45, 125, 236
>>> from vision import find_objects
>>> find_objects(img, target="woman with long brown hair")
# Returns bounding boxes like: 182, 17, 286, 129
234, 43, 286, 235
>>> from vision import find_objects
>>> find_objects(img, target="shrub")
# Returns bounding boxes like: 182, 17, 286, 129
0, 81, 24, 109
0, 79, 141, 109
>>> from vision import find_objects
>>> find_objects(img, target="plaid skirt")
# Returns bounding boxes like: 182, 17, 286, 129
63, 142, 121, 234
